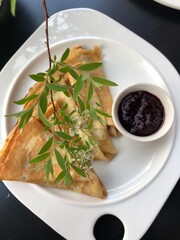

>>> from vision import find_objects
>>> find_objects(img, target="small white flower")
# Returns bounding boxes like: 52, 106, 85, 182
76, 117, 83, 125
69, 128, 75, 137
69, 158, 75, 163
77, 149, 84, 156
81, 122, 88, 129
90, 147, 97, 155
82, 110, 89, 118
74, 125, 80, 134
87, 155, 93, 161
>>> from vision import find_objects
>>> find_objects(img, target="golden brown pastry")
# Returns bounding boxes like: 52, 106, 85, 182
23, 46, 119, 160
0, 46, 120, 199
65, 45, 120, 137
0, 118, 107, 199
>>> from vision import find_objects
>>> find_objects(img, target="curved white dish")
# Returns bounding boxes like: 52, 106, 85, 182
153, 0, 180, 9
3, 37, 174, 205
0, 8, 180, 240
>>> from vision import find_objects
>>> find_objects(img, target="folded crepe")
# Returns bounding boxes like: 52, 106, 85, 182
25, 46, 119, 137
0, 117, 107, 199
67, 74, 117, 160
0, 46, 119, 198
24, 82, 117, 161
65, 45, 120, 137
23, 46, 119, 160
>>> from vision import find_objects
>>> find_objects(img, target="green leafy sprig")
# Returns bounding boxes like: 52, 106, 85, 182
6, 0, 118, 187
9, 49, 117, 186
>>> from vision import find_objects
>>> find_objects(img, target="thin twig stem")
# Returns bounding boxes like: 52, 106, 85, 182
42, 0, 52, 69
42, 0, 61, 128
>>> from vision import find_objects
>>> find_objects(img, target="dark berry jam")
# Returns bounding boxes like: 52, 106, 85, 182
118, 91, 165, 136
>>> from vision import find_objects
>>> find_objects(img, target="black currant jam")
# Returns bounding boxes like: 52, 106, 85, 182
118, 91, 165, 136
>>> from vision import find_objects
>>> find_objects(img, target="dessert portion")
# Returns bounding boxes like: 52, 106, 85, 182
0, 46, 119, 199
0, 117, 107, 198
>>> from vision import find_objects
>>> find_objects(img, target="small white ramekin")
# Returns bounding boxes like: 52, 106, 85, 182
112, 83, 174, 142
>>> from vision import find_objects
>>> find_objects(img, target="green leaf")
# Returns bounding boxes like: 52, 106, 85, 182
60, 65, 70, 73
18, 108, 33, 129
45, 85, 50, 95
18, 114, 26, 129
73, 75, 84, 100
78, 62, 102, 71
49, 75, 55, 82
48, 65, 58, 76
55, 149, 66, 171
63, 89, 71, 97
61, 48, 70, 62
64, 115, 72, 124
5, 108, 31, 118
77, 96, 85, 113
61, 103, 68, 112
97, 115, 105, 124
37, 72, 46, 76
29, 152, 51, 164
73, 137, 82, 143
43, 125, 51, 132
47, 83, 67, 92
64, 171, 71, 186
14, 94, 38, 105
95, 109, 112, 118
71, 165, 86, 177
10, 0, 16, 16
69, 68, 78, 80
86, 102, 90, 110
44, 158, 54, 181
38, 137, 53, 154
39, 92, 47, 114
85, 140, 91, 149
89, 106, 98, 120
53, 55, 57, 61
86, 81, 93, 104
92, 77, 118, 86
55, 74, 62, 83
54, 171, 66, 184
69, 109, 76, 116
29, 74, 45, 82
95, 101, 101, 107
82, 73, 90, 81
53, 116, 61, 125
38, 106, 51, 128
55, 131, 72, 140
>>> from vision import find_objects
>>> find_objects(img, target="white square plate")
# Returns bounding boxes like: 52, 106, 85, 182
0, 8, 180, 240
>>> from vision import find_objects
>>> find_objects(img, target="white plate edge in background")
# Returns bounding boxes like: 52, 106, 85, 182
153, 0, 180, 9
